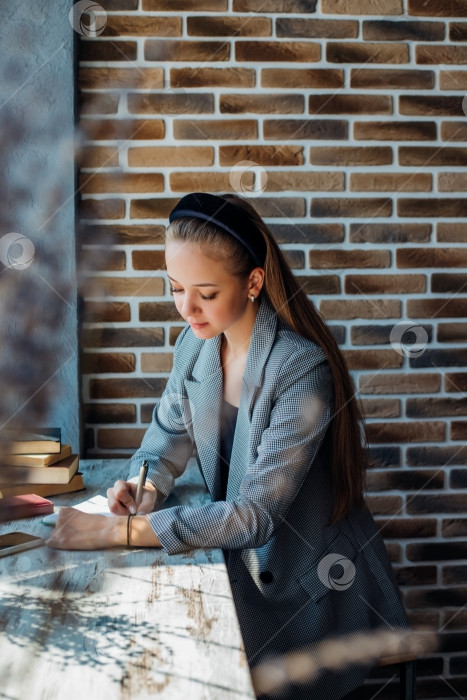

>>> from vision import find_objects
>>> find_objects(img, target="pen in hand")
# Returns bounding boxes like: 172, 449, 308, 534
133, 460, 149, 514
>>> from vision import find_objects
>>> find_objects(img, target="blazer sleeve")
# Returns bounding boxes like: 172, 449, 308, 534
127, 325, 195, 507
147, 347, 334, 554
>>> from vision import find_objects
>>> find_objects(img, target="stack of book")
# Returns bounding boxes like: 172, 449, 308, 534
0, 428, 85, 498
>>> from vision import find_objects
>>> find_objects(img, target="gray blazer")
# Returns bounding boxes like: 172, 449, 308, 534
129, 296, 410, 699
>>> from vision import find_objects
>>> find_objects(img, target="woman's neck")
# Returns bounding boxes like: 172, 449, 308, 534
221, 302, 259, 359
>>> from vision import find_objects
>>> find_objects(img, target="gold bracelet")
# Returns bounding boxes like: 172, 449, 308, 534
127, 514, 134, 548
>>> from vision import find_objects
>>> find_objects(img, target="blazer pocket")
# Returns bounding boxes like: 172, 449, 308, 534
298, 531, 359, 603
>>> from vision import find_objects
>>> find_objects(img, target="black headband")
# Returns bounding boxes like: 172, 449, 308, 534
168, 193, 266, 267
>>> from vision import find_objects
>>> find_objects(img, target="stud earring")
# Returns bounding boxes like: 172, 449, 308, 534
250, 295, 255, 302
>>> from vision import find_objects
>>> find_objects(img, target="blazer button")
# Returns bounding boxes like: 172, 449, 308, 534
259, 571, 274, 583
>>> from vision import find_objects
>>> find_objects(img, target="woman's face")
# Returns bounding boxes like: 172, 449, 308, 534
165, 239, 252, 339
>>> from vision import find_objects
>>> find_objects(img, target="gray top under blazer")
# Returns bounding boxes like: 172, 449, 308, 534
129, 296, 410, 700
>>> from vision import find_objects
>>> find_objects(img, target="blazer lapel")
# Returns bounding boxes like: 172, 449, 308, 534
184, 297, 278, 502
227, 298, 278, 500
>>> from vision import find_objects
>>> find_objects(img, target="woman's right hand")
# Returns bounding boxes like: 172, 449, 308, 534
107, 480, 157, 515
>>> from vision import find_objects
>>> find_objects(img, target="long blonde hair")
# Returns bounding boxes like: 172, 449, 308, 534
166, 193, 367, 525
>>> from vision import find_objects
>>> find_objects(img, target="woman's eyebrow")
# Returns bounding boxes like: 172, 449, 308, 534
167, 274, 220, 287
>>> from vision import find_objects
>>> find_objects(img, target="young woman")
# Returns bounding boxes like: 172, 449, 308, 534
47, 192, 410, 699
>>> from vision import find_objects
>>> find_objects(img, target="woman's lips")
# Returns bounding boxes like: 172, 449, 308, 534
190, 322, 208, 329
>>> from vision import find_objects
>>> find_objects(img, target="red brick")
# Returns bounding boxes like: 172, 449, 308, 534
296, 275, 340, 295
350, 223, 431, 243
80, 173, 164, 195
79, 94, 120, 115
82, 301, 130, 323
437, 223, 467, 242
408, 0, 467, 15
79, 41, 137, 62
141, 353, 174, 373
80, 119, 165, 141
187, 16, 271, 36
91, 379, 166, 400
350, 173, 432, 192
83, 277, 164, 297
79, 68, 164, 90
311, 197, 392, 218
233, 0, 316, 11
130, 198, 175, 219
309, 93, 391, 114
171, 67, 255, 87
398, 248, 467, 268
144, 40, 230, 62
441, 122, 467, 141
170, 172, 233, 192
143, 0, 226, 7
319, 299, 400, 320
342, 349, 402, 370
310, 146, 392, 166
438, 172, 467, 191
438, 323, 467, 343
417, 45, 467, 64
80, 198, 125, 220
433, 274, 467, 294
400, 146, 467, 166
264, 120, 347, 140
445, 373, 467, 392
262, 69, 343, 89
345, 274, 425, 294
139, 303, 180, 322
86, 251, 126, 272
79, 147, 119, 168
132, 250, 165, 270
265, 171, 344, 192
128, 146, 214, 167
309, 249, 390, 269
359, 373, 441, 394
366, 422, 444, 443
366, 496, 403, 516
236, 41, 320, 62
407, 298, 467, 318
220, 94, 304, 113
400, 95, 463, 116
361, 398, 401, 419
322, 0, 402, 12
173, 119, 257, 140
103, 16, 181, 36
398, 198, 467, 218
276, 18, 358, 38
440, 70, 467, 89
351, 69, 434, 89
84, 404, 136, 424
97, 429, 146, 449
327, 42, 409, 64
450, 22, 467, 41
363, 20, 444, 41
128, 93, 213, 115
82, 327, 164, 348
219, 145, 303, 166
451, 421, 467, 440
81, 353, 136, 373
81, 225, 166, 246
354, 121, 436, 141
407, 397, 467, 418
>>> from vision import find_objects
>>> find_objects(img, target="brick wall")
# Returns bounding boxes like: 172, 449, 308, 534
77, 1, 467, 697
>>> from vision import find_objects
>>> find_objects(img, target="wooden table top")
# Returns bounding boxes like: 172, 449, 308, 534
0, 459, 256, 700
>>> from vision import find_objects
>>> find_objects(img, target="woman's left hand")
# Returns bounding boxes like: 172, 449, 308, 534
45, 507, 125, 550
